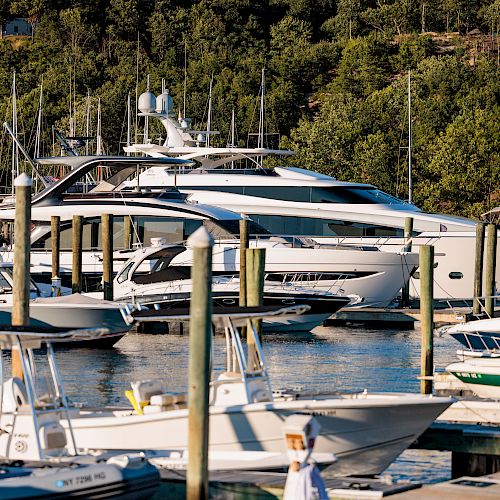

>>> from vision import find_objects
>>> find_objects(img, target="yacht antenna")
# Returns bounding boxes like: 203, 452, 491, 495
206, 75, 213, 147
407, 69, 413, 204
126, 92, 131, 153
11, 71, 18, 194
85, 89, 90, 155
35, 78, 43, 159
258, 67, 265, 149
96, 97, 102, 155
183, 38, 187, 119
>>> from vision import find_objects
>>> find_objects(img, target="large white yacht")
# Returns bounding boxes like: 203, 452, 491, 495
0, 156, 417, 306
123, 94, 499, 302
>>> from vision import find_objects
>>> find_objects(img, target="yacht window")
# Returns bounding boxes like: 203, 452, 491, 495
310, 187, 405, 204
206, 219, 269, 238
249, 215, 403, 237
116, 262, 134, 284
0, 271, 12, 291
184, 186, 244, 194
33, 217, 129, 251
243, 187, 310, 202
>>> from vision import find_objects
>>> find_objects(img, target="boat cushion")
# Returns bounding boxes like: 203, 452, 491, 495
150, 393, 186, 406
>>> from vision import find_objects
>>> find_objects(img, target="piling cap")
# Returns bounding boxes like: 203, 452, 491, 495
187, 226, 214, 248
14, 173, 32, 187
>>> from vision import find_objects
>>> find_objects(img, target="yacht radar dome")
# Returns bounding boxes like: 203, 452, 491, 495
138, 91, 157, 114
156, 92, 173, 115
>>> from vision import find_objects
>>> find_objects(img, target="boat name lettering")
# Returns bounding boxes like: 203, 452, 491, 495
298, 410, 337, 417
457, 372, 482, 379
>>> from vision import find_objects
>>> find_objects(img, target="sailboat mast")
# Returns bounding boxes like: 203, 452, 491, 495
258, 67, 265, 149
183, 38, 187, 119
85, 89, 90, 156
35, 79, 43, 159
96, 97, 102, 155
408, 69, 413, 204
206, 75, 213, 147
144, 74, 150, 144
126, 92, 131, 154
11, 71, 18, 194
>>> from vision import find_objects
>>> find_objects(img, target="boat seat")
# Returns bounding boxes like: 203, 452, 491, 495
2, 377, 28, 413
131, 379, 165, 406
143, 393, 187, 413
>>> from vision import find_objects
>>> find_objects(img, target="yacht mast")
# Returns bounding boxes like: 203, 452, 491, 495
206, 75, 213, 147
408, 69, 413, 204
258, 67, 265, 149
11, 71, 18, 194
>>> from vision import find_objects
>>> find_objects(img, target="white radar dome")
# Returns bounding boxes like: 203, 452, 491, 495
156, 92, 173, 114
138, 91, 156, 114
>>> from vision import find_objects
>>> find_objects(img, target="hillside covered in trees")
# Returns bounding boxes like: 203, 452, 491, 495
0, 1, 499, 218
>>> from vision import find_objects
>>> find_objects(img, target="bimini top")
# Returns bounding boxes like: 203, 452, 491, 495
29, 156, 192, 207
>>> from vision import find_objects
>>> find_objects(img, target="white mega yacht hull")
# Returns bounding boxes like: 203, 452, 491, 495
64, 394, 450, 476
316, 232, 500, 302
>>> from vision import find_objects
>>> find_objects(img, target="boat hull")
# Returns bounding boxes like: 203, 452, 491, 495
447, 360, 500, 399
63, 394, 451, 476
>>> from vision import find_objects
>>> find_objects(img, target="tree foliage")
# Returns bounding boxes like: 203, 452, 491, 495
0, 0, 498, 217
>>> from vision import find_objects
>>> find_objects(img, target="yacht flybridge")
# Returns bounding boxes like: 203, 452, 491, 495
0, 156, 418, 307
122, 96, 500, 302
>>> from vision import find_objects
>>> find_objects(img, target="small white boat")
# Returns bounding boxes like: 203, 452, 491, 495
447, 358, 500, 399
0, 327, 160, 498
61, 305, 453, 477
0, 263, 130, 347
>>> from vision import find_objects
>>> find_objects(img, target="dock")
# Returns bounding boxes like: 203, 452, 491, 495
327, 306, 500, 327
155, 470, 421, 498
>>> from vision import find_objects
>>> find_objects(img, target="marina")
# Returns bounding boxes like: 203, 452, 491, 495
0, 4, 498, 497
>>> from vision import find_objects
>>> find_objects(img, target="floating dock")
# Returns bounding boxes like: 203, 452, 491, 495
328, 306, 500, 327
155, 470, 421, 498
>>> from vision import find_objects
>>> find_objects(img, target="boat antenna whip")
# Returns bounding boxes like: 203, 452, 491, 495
3, 121, 49, 188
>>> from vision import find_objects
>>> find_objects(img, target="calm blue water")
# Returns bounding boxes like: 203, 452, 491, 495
29, 324, 459, 484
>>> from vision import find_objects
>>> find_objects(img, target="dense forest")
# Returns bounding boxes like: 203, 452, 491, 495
0, 1, 499, 218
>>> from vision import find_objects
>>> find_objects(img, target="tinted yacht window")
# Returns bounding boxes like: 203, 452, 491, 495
249, 215, 403, 237
243, 187, 310, 202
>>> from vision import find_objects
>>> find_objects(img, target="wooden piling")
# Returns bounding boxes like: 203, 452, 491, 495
246, 248, 266, 347
51, 215, 60, 280
420, 245, 434, 395
102, 214, 113, 301
186, 226, 213, 500
239, 218, 249, 307
485, 223, 498, 317
401, 217, 413, 307
12, 174, 32, 378
123, 215, 132, 249
72, 215, 83, 293
473, 222, 486, 315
